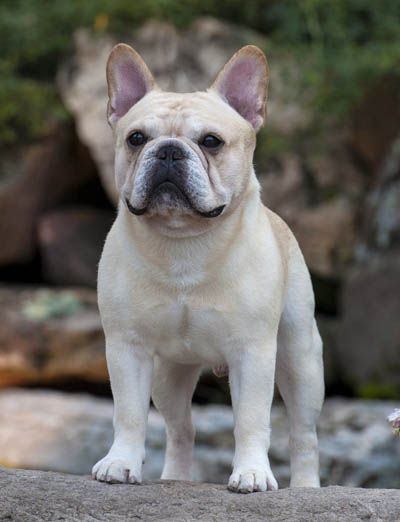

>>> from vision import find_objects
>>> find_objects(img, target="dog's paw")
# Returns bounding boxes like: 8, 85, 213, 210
92, 454, 142, 484
228, 467, 278, 493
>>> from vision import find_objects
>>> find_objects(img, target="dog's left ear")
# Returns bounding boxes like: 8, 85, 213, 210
210, 46, 269, 133
106, 43, 158, 128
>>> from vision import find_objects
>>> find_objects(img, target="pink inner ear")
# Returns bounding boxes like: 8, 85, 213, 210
112, 60, 148, 120
219, 59, 264, 129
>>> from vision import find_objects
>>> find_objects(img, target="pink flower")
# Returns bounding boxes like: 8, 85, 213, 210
387, 408, 400, 436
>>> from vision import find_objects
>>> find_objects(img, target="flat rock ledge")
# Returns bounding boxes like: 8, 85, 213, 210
1, 468, 400, 522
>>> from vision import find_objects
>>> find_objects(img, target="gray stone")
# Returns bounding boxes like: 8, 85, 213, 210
338, 137, 400, 396
1, 467, 400, 522
338, 257, 400, 396
1, 389, 399, 490
360, 136, 400, 254
0, 389, 112, 474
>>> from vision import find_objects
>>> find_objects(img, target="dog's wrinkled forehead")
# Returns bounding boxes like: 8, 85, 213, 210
116, 90, 251, 146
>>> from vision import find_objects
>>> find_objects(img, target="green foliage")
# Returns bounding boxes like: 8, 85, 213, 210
22, 290, 83, 321
1, 0, 400, 145
357, 382, 400, 400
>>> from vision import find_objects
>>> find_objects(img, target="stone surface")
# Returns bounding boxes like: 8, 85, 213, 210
360, 137, 400, 254
0, 286, 106, 386
259, 144, 363, 279
1, 467, 400, 522
338, 137, 400, 396
37, 208, 114, 287
351, 75, 400, 172
0, 122, 97, 266
1, 389, 399, 490
288, 199, 355, 278
338, 257, 400, 396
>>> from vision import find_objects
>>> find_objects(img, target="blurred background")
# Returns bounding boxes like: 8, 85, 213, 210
1, 0, 399, 488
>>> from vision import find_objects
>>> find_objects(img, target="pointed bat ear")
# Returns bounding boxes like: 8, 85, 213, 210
106, 43, 158, 127
210, 45, 269, 133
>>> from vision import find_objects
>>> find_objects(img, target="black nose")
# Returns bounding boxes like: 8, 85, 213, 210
156, 145, 184, 162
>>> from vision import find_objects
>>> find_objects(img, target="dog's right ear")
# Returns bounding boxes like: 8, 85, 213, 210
106, 44, 158, 128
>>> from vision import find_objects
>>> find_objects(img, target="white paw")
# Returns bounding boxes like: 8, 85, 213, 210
92, 453, 142, 484
228, 467, 278, 493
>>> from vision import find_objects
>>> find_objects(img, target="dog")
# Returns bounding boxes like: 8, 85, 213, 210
92, 43, 324, 493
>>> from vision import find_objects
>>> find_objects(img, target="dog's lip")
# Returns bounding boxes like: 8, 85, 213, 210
125, 198, 147, 215
125, 181, 191, 216
126, 181, 226, 218
197, 205, 226, 218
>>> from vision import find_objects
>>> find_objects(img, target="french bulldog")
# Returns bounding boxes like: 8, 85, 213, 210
92, 43, 324, 493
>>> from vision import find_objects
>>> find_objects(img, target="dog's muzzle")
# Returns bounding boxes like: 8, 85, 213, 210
126, 144, 225, 218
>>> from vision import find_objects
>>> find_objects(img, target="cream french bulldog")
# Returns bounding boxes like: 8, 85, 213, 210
92, 43, 324, 493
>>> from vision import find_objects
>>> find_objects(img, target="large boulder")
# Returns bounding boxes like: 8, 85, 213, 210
1, 467, 400, 522
351, 75, 400, 172
0, 123, 97, 266
338, 256, 400, 396
37, 208, 114, 287
0, 389, 398, 489
0, 286, 106, 387
338, 137, 400, 397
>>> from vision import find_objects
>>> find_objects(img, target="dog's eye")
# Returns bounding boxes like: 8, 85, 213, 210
201, 135, 223, 150
127, 131, 147, 147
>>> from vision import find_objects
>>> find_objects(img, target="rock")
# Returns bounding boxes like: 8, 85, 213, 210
0, 286, 106, 387
1, 389, 399, 490
351, 75, 400, 173
360, 137, 400, 254
37, 208, 114, 287
259, 149, 361, 278
318, 398, 400, 488
338, 137, 400, 397
0, 122, 97, 266
0, 389, 112, 474
260, 154, 306, 220
338, 256, 400, 396
288, 199, 355, 278
1, 468, 399, 522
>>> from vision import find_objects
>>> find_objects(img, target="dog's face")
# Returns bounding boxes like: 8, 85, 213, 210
107, 44, 269, 235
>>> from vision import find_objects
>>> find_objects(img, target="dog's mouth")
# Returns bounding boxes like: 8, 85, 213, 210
152, 180, 191, 207
126, 180, 226, 218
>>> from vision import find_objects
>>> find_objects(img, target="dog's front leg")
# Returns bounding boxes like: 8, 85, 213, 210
92, 339, 153, 484
228, 342, 278, 493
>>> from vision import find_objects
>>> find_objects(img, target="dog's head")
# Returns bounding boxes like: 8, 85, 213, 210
107, 44, 269, 235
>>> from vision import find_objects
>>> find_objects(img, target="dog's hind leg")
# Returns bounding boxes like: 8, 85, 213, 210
276, 272, 324, 487
152, 358, 202, 480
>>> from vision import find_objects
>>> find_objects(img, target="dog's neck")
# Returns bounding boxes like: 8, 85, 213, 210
116, 178, 262, 289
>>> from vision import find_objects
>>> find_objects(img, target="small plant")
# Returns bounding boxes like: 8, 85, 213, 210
387, 409, 400, 437
22, 290, 82, 320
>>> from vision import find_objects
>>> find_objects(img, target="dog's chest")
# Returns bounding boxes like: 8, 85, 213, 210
133, 296, 233, 365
